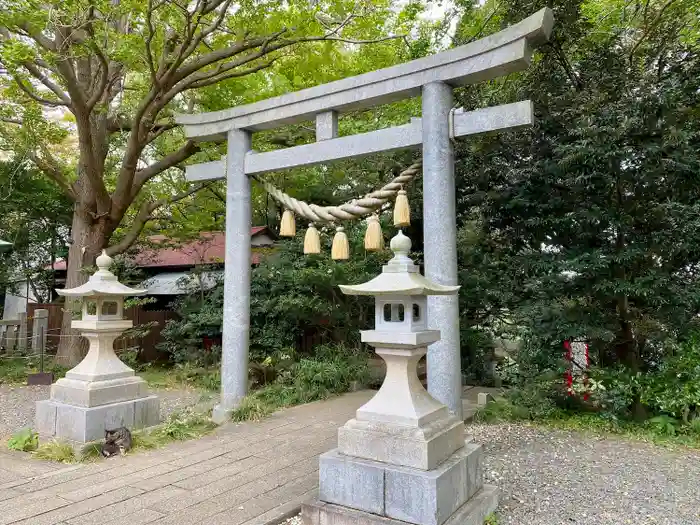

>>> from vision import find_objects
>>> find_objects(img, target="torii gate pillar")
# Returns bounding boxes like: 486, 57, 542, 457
215, 129, 252, 422
422, 82, 462, 417
175, 8, 553, 424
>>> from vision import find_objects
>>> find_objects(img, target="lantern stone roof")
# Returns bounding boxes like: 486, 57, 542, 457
339, 231, 460, 296
56, 251, 147, 298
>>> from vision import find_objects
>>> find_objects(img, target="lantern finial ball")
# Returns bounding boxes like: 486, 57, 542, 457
389, 230, 411, 257
95, 250, 112, 271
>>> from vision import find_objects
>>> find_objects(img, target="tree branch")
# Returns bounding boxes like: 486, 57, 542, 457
629, 0, 678, 63
107, 116, 176, 134
12, 74, 69, 107
131, 140, 201, 194
172, 30, 287, 84
85, 45, 110, 110
27, 151, 77, 201
144, 0, 162, 83
176, 0, 234, 64
106, 181, 212, 256
184, 58, 277, 90
21, 62, 72, 106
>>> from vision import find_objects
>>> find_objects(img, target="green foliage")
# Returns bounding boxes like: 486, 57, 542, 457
451, 0, 700, 423
151, 409, 216, 441
0, 357, 68, 385
32, 409, 216, 464
640, 336, 700, 421
33, 440, 76, 463
7, 428, 38, 452
138, 365, 220, 392
79, 442, 104, 462
483, 513, 501, 525
0, 161, 70, 306
477, 399, 700, 449
0, 358, 29, 384
160, 224, 383, 366
230, 396, 276, 422
646, 415, 680, 437
231, 344, 369, 421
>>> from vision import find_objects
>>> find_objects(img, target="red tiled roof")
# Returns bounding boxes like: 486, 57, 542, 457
50, 228, 271, 271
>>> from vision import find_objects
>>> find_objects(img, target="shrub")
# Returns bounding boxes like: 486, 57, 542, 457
33, 440, 76, 463
231, 344, 370, 421
7, 428, 38, 452
231, 396, 276, 422
152, 409, 216, 441
159, 227, 383, 367
640, 335, 700, 422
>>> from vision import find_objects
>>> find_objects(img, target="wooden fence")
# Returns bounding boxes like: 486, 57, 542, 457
26, 303, 178, 362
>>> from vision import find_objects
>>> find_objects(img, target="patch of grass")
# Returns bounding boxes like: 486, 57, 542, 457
131, 430, 161, 450
33, 440, 76, 463
484, 513, 501, 525
231, 396, 277, 422
231, 349, 370, 422
476, 397, 700, 449
7, 428, 38, 452
24, 408, 216, 464
0, 357, 68, 385
151, 409, 216, 441
0, 358, 29, 384
139, 365, 219, 392
80, 442, 103, 461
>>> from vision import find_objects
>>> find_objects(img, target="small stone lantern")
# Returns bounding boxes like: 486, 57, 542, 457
304, 232, 498, 525
36, 251, 159, 446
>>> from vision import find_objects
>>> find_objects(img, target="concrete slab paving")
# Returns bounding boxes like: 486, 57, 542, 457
0, 389, 486, 525
0, 391, 374, 525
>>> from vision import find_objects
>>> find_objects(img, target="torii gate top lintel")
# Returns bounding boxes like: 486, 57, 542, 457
174, 7, 553, 139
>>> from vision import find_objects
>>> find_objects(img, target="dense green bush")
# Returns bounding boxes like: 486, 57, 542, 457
490, 329, 700, 433
7, 429, 38, 452
159, 224, 383, 366
232, 343, 370, 421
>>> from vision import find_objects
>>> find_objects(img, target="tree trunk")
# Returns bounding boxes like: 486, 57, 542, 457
55, 198, 112, 366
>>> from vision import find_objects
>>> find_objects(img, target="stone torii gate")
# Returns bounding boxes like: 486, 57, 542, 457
175, 8, 553, 423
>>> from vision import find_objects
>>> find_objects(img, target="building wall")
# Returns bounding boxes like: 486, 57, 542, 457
2, 281, 36, 320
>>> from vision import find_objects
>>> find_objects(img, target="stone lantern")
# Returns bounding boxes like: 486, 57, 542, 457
303, 231, 497, 525
36, 251, 159, 447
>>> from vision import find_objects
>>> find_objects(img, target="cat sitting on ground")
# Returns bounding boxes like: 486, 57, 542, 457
100, 427, 132, 457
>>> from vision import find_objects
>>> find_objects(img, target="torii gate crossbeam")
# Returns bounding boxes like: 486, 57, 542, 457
175, 8, 553, 423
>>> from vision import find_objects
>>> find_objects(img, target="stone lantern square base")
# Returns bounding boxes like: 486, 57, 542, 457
36, 394, 159, 446
308, 441, 497, 525
303, 486, 498, 525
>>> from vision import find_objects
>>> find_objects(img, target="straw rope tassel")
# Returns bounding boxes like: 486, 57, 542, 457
364, 214, 383, 252
304, 224, 321, 254
279, 209, 296, 237
394, 189, 410, 227
331, 226, 350, 260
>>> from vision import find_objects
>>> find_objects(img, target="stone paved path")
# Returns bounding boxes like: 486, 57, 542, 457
4, 390, 700, 525
0, 391, 373, 525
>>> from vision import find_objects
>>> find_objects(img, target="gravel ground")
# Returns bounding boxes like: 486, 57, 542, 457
284, 423, 700, 525
0, 384, 209, 439
471, 422, 700, 525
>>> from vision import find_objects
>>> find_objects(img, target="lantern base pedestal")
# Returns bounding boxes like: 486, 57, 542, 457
338, 415, 464, 471
36, 395, 159, 446
50, 375, 150, 408
303, 486, 498, 525
307, 442, 497, 525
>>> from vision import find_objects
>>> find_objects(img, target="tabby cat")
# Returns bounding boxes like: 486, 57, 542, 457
101, 427, 132, 457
